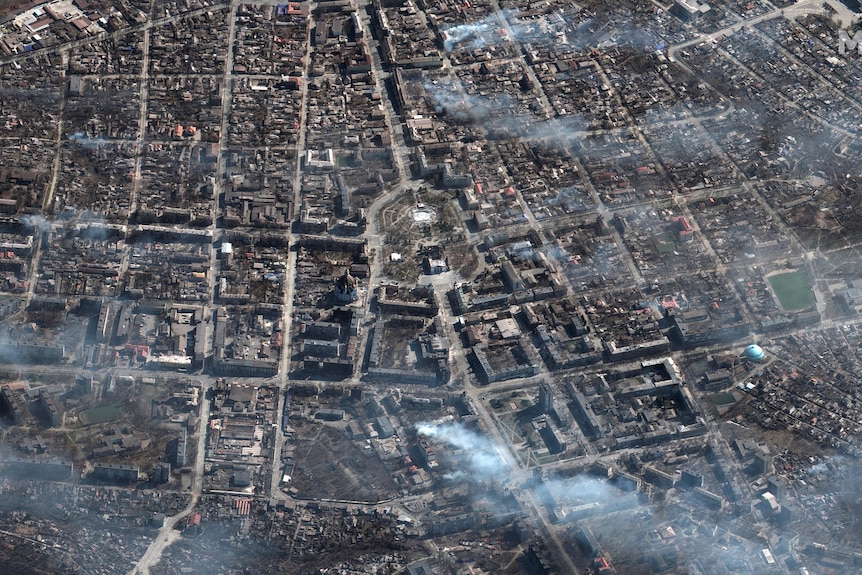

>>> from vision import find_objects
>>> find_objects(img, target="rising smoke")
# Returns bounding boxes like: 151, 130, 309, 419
422, 82, 589, 150
416, 420, 642, 512
441, 14, 501, 52
67, 131, 113, 148
413, 420, 784, 573
21, 213, 53, 234
416, 421, 508, 480
441, 10, 660, 54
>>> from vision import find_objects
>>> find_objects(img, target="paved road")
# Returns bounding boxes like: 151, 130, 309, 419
128, 375, 212, 575
667, 0, 824, 59
269, 246, 299, 497
429, 9, 591, 561
0, 3, 232, 67
354, 0, 411, 185
128, 24, 152, 215
4, 0, 854, 573
125, 2, 235, 572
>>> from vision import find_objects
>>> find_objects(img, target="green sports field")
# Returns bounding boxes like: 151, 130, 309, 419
712, 392, 736, 407
767, 270, 815, 311
80, 406, 124, 425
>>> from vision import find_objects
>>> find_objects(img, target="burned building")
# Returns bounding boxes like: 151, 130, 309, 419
92, 463, 140, 483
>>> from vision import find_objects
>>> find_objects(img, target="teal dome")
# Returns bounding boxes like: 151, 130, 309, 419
743, 344, 765, 362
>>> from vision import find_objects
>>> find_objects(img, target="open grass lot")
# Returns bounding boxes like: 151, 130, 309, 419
291, 424, 398, 502
80, 405, 124, 425
767, 270, 815, 311
712, 392, 736, 407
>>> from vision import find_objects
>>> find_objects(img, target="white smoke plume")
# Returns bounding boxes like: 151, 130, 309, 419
542, 474, 638, 508
21, 214, 53, 234
422, 82, 588, 149
67, 131, 112, 148
442, 15, 499, 51
416, 421, 508, 480
442, 11, 659, 54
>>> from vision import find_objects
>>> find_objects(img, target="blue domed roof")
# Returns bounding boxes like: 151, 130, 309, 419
743, 344, 765, 362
